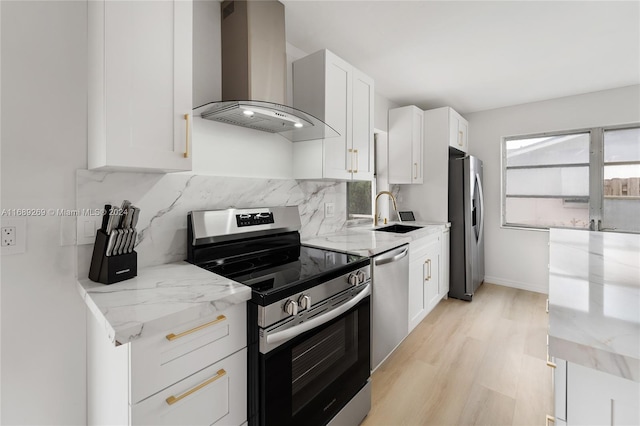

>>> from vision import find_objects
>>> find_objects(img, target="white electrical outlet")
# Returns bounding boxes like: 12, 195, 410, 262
1, 217, 26, 255
324, 203, 335, 218
2, 226, 16, 246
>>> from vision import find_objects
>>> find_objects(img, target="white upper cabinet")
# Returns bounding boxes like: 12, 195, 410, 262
388, 105, 424, 184
88, 0, 193, 172
292, 49, 374, 181
448, 108, 468, 153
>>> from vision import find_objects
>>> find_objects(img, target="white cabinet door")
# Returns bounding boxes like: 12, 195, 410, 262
441, 228, 450, 297
89, 0, 192, 172
323, 53, 352, 180
351, 69, 374, 181
408, 256, 427, 332
388, 106, 424, 184
293, 49, 373, 181
448, 108, 468, 154
424, 240, 440, 311
132, 348, 247, 426
408, 233, 442, 333
566, 362, 640, 426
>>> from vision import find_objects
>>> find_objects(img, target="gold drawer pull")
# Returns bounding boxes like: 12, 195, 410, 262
546, 415, 555, 426
165, 369, 226, 405
166, 315, 226, 341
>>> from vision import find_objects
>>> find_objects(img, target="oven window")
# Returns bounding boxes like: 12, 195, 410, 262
291, 312, 358, 416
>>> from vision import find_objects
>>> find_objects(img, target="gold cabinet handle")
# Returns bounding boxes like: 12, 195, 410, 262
424, 260, 428, 281
546, 353, 557, 369
183, 113, 191, 158
458, 130, 463, 146
347, 148, 354, 173
546, 298, 549, 313
424, 259, 432, 281
166, 369, 226, 405
354, 149, 358, 173
414, 162, 418, 179
166, 315, 226, 341
546, 415, 555, 426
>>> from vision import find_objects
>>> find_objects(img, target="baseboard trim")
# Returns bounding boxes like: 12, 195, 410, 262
484, 275, 548, 295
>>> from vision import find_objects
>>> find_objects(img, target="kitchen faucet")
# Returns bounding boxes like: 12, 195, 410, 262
374, 191, 399, 226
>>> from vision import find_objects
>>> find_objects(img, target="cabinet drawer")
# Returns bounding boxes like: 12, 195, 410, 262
132, 348, 247, 426
131, 303, 246, 403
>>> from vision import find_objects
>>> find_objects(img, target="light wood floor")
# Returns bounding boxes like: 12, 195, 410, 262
362, 283, 553, 426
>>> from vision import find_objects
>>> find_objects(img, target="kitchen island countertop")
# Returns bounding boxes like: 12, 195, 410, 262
548, 228, 640, 382
303, 221, 449, 257
77, 261, 251, 346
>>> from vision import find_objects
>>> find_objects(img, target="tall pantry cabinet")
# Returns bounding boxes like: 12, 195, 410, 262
292, 49, 374, 181
400, 106, 469, 222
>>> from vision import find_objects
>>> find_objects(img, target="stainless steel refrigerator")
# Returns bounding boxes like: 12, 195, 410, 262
448, 152, 485, 301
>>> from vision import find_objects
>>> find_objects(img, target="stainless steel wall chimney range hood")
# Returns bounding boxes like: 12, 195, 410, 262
195, 0, 338, 142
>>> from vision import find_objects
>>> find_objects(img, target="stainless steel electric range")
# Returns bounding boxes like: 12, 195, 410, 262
187, 206, 372, 426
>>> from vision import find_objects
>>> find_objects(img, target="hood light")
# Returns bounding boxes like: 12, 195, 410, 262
294, 123, 303, 128
243, 110, 255, 117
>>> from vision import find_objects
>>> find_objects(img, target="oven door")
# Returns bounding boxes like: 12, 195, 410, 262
259, 293, 370, 426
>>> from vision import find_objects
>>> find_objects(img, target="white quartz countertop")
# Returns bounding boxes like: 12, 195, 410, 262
77, 262, 251, 345
548, 228, 640, 382
302, 221, 449, 257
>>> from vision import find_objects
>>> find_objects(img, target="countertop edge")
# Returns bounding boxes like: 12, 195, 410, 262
549, 335, 640, 382
303, 222, 448, 257
77, 262, 251, 346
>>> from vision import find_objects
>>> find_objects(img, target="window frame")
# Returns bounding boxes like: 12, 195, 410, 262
500, 123, 640, 232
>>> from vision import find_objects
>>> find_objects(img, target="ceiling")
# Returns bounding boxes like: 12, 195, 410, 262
282, 1, 640, 115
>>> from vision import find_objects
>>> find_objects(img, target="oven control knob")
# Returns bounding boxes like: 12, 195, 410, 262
356, 270, 367, 283
298, 294, 311, 310
347, 273, 359, 286
284, 299, 298, 316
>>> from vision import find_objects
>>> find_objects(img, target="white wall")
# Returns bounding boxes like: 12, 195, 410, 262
1, 1, 88, 424
466, 85, 640, 294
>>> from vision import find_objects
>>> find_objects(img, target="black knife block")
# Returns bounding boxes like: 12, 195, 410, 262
89, 229, 137, 284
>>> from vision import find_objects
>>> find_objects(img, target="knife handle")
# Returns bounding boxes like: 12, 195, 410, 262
115, 229, 125, 255
105, 231, 117, 256
101, 204, 111, 232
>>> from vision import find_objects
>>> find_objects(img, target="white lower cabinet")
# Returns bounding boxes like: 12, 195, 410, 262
441, 228, 450, 298
553, 358, 640, 425
132, 348, 246, 426
408, 232, 442, 333
87, 303, 247, 426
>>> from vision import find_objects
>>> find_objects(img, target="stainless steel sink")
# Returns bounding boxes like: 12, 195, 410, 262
373, 224, 423, 234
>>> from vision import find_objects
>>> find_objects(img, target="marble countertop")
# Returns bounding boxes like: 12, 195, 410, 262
77, 262, 251, 346
303, 221, 449, 257
548, 228, 640, 382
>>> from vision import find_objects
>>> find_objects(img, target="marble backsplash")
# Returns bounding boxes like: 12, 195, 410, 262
76, 170, 347, 278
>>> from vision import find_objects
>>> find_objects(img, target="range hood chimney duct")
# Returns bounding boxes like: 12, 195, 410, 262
195, 0, 338, 142
221, 0, 286, 104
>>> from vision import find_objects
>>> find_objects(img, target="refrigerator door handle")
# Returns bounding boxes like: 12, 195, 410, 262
476, 172, 485, 246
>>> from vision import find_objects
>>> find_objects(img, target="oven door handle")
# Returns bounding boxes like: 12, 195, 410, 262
266, 283, 371, 345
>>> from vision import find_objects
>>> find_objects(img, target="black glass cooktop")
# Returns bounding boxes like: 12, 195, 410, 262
201, 245, 369, 305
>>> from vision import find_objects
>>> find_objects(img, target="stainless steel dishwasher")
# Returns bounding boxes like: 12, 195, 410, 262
371, 244, 409, 370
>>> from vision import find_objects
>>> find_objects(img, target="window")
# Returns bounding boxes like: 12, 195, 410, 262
502, 125, 640, 232
347, 180, 373, 220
